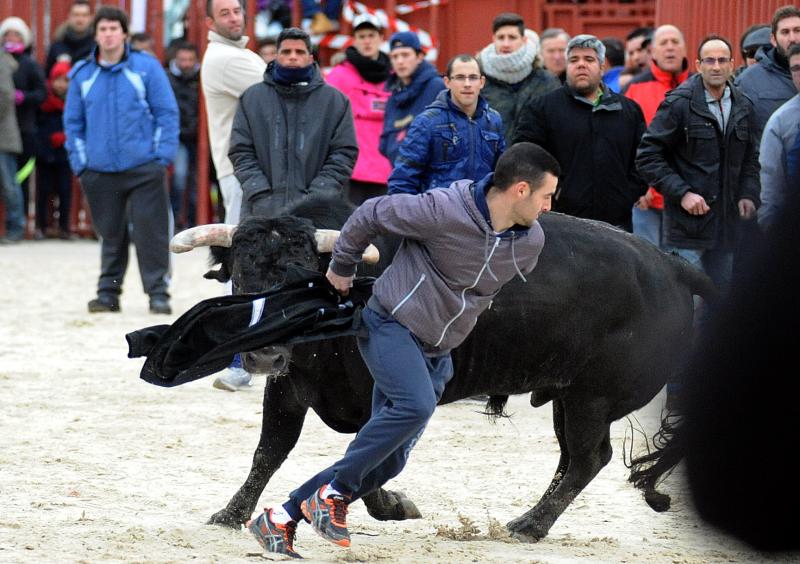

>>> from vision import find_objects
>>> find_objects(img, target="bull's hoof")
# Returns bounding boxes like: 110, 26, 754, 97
644, 489, 671, 512
363, 489, 422, 521
507, 516, 546, 543
207, 508, 245, 529
390, 490, 422, 520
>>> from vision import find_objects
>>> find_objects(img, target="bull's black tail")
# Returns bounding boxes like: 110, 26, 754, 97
671, 252, 718, 302
627, 411, 684, 512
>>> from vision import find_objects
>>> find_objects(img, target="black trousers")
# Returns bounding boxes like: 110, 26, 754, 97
36, 161, 72, 232
80, 162, 170, 298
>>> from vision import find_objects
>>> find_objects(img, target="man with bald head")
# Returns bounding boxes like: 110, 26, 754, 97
636, 34, 760, 409
623, 24, 692, 247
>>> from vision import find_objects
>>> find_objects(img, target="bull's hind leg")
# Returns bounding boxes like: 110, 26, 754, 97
208, 377, 308, 528
507, 397, 613, 541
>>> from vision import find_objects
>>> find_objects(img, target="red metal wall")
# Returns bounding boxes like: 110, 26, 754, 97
656, 0, 791, 61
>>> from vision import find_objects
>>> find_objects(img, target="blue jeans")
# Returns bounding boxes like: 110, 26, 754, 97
0, 152, 25, 239
632, 206, 662, 248
287, 305, 453, 513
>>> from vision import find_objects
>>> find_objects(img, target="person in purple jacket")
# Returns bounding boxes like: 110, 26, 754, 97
246, 142, 560, 558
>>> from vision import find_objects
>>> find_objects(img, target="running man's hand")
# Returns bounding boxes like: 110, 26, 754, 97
326, 267, 354, 296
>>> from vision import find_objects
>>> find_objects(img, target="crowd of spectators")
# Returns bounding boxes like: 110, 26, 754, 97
1, 1, 799, 337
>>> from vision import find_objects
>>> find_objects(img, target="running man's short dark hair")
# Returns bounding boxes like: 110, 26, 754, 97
493, 143, 561, 193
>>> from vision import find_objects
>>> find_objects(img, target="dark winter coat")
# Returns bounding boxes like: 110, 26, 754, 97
379, 60, 445, 164
167, 63, 200, 144
636, 74, 761, 250
388, 90, 505, 195
46, 26, 95, 72
734, 46, 795, 141
513, 84, 647, 230
9, 51, 46, 139
479, 66, 559, 143
229, 62, 358, 219
35, 89, 68, 164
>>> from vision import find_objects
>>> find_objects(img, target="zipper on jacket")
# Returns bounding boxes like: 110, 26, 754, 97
434, 236, 501, 347
391, 273, 427, 315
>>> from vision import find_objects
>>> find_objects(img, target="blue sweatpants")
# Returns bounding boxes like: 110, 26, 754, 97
286, 304, 453, 515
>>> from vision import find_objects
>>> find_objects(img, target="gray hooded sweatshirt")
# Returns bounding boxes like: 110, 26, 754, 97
330, 179, 545, 354
230, 62, 358, 219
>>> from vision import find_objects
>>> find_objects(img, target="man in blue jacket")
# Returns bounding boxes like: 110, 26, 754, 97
388, 54, 505, 195
379, 31, 445, 164
64, 6, 178, 314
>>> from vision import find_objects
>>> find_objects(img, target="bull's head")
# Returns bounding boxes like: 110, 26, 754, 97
169, 216, 379, 374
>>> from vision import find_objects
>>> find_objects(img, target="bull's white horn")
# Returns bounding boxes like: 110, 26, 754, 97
314, 229, 380, 265
170, 224, 237, 253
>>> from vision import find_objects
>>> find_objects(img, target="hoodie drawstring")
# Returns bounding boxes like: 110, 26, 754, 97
511, 236, 527, 283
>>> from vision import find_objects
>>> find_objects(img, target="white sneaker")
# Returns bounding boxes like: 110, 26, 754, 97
213, 367, 253, 391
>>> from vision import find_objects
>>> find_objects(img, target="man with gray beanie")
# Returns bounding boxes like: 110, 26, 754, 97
514, 34, 646, 231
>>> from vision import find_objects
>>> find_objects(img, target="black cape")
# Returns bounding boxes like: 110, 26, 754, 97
127, 270, 373, 387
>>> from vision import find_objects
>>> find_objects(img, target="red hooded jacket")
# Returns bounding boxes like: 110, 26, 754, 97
624, 60, 691, 209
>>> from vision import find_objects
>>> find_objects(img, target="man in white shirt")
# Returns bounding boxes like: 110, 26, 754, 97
201, 0, 265, 226
201, 0, 265, 391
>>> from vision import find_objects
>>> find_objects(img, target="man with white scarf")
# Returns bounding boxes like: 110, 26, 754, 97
479, 13, 560, 143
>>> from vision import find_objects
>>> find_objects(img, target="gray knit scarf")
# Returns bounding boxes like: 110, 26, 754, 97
479, 29, 540, 85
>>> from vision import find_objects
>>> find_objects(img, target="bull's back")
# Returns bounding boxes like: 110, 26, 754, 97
445, 214, 700, 413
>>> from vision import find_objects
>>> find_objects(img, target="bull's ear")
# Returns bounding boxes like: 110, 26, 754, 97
203, 267, 231, 283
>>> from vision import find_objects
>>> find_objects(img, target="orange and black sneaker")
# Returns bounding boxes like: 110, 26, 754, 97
247, 508, 302, 559
300, 485, 351, 547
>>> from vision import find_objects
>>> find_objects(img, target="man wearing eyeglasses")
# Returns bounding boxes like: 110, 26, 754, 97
758, 44, 800, 232
637, 35, 760, 298
387, 54, 505, 195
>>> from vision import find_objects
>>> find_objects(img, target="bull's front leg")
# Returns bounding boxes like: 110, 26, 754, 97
208, 376, 308, 528
507, 399, 613, 541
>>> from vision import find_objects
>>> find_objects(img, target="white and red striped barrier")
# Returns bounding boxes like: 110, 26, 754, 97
314, 0, 447, 62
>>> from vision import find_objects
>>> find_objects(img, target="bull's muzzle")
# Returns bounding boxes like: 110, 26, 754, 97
242, 346, 291, 376
169, 224, 380, 264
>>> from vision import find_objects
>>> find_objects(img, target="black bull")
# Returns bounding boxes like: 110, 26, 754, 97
189, 197, 714, 541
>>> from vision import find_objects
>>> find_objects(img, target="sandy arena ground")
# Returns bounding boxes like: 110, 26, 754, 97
0, 240, 793, 563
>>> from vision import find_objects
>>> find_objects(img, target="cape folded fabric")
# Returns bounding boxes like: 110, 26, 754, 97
127, 271, 374, 387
